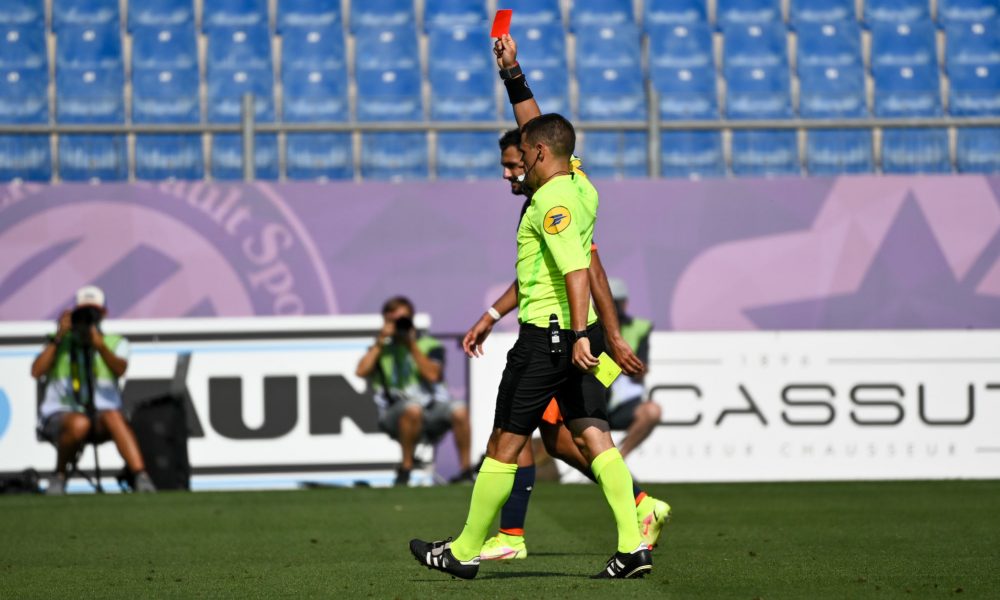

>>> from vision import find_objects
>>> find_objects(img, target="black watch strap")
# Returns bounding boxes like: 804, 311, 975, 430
498, 62, 523, 80
573, 329, 589, 340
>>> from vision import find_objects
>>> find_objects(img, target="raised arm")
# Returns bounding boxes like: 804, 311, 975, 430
494, 34, 542, 127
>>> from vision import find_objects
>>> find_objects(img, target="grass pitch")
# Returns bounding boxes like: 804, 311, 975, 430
1, 480, 997, 599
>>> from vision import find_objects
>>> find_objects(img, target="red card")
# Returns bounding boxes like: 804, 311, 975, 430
491, 9, 512, 38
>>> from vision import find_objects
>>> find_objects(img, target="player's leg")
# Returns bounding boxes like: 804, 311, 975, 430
481, 440, 534, 560
613, 399, 662, 459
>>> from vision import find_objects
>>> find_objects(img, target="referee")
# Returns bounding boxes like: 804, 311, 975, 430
409, 34, 653, 580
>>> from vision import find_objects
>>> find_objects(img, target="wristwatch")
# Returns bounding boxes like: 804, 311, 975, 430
498, 62, 523, 80
572, 329, 589, 341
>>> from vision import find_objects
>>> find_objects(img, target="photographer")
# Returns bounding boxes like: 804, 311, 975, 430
356, 296, 473, 486
31, 286, 155, 495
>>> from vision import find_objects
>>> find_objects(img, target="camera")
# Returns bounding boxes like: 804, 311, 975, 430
394, 316, 414, 335
70, 305, 102, 347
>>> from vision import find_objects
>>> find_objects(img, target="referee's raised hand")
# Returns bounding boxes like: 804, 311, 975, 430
493, 33, 518, 69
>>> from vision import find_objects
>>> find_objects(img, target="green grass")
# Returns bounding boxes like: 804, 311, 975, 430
1, 480, 997, 599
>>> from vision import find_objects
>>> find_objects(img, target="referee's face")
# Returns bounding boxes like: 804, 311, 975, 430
501, 145, 526, 196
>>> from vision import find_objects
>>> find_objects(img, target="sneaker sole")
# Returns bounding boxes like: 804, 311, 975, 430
480, 549, 525, 560
624, 564, 653, 579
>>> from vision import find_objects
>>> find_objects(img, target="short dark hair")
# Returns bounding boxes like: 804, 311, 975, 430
382, 295, 414, 315
520, 113, 575, 158
498, 129, 521, 151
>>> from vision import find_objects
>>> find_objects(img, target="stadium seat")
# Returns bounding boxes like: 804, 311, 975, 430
870, 20, 937, 69
356, 69, 422, 121
206, 25, 272, 72
202, 0, 267, 30
0, 24, 45, 70
53, 0, 120, 29
881, 128, 951, 173
873, 64, 941, 116
503, 66, 569, 119
577, 66, 647, 120
660, 131, 726, 178
128, 0, 194, 30
945, 20, 1000, 70
0, 68, 47, 123
578, 131, 647, 179
280, 26, 346, 73
796, 22, 862, 70
211, 133, 278, 180
938, 0, 999, 25
58, 134, 127, 181
286, 133, 353, 180
361, 132, 428, 181
505, 0, 562, 28
428, 27, 491, 72
647, 22, 714, 71
206, 67, 274, 123
56, 23, 123, 70
956, 127, 1000, 172
509, 23, 567, 69
277, 0, 341, 31
717, 0, 782, 29
725, 65, 792, 118
429, 66, 495, 121
864, 0, 931, 24
424, 0, 486, 32
790, 0, 855, 26
644, 0, 707, 28
56, 67, 124, 123
354, 26, 420, 72
135, 135, 204, 180
798, 65, 868, 117
281, 68, 349, 122
132, 68, 199, 123
651, 66, 718, 119
731, 130, 800, 176
571, 0, 634, 31
806, 129, 874, 174
350, 0, 415, 31
131, 24, 197, 71
575, 24, 642, 70
723, 23, 788, 69
436, 131, 496, 180
0, 1, 44, 26
948, 64, 1000, 115
0, 135, 50, 181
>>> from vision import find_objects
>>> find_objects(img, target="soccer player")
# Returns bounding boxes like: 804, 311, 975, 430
409, 34, 656, 580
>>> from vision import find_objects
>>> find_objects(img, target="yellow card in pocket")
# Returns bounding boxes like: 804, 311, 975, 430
591, 352, 622, 388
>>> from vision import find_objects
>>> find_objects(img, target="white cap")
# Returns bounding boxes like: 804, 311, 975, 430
608, 278, 628, 301
75, 285, 106, 308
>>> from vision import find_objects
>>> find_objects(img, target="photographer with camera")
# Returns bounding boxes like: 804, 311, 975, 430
31, 286, 155, 495
356, 296, 473, 486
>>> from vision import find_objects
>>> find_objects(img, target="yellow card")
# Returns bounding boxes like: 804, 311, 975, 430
591, 352, 622, 388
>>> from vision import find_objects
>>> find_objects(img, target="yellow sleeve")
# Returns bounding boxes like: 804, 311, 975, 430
534, 193, 590, 276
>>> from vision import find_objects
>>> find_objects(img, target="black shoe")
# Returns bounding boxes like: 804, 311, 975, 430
394, 468, 411, 487
409, 538, 480, 580
448, 468, 475, 484
591, 545, 653, 579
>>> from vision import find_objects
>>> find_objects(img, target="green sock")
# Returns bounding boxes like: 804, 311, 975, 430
591, 448, 643, 553
449, 457, 518, 561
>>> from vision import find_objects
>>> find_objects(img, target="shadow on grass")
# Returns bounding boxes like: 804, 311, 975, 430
527, 551, 605, 558
411, 571, 571, 582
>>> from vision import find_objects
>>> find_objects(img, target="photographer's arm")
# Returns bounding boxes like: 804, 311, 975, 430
31, 310, 71, 379
356, 321, 393, 378
92, 327, 127, 378
409, 341, 442, 383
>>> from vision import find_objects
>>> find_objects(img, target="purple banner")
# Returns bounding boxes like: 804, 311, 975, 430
3, 175, 1000, 332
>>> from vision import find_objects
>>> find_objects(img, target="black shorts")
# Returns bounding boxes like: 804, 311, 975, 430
493, 321, 609, 435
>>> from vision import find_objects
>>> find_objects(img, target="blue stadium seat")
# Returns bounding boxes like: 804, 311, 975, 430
948, 64, 1000, 115
211, 134, 278, 180
577, 66, 647, 120
873, 64, 941, 116
717, 0, 782, 29
798, 65, 867, 117
723, 23, 788, 69
58, 135, 127, 181
725, 65, 792, 118
506, 0, 562, 28
206, 25, 272, 72
578, 131, 647, 179
0, 135, 49, 181
571, 0, 634, 31
131, 23, 198, 71
806, 129, 874, 174
53, 0, 119, 29
0, 1, 44, 26
0, 24, 45, 70
424, 0, 486, 32
938, 0, 999, 25
575, 24, 642, 69
870, 20, 937, 69
956, 127, 1000, 172
945, 20, 1000, 70
56, 23, 123, 70
509, 24, 567, 69
354, 26, 419, 72
732, 130, 800, 176
436, 132, 496, 180
281, 26, 346, 73
428, 27, 491, 72
278, 0, 341, 31
132, 68, 199, 123
790, 0, 855, 26
350, 0, 414, 31
651, 66, 718, 119
128, 0, 194, 30
286, 133, 352, 180
56, 67, 124, 123
881, 129, 951, 173
206, 67, 274, 123
135, 135, 204, 180
796, 22, 862, 70
503, 66, 569, 119
361, 132, 428, 181
644, 0, 706, 28
0, 68, 47, 123
281, 68, 348, 122
647, 22, 714, 71
429, 65, 495, 121
202, 0, 267, 30
660, 131, 726, 178
356, 69, 422, 121
865, 0, 931, 24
